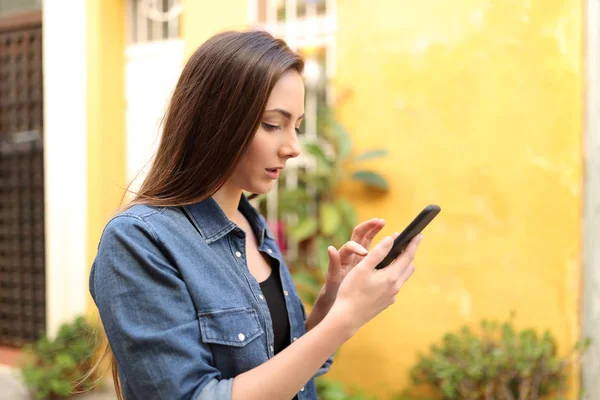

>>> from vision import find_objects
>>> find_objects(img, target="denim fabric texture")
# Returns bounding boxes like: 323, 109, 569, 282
90, 194, 333, 399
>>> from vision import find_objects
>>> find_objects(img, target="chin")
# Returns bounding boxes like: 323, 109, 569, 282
246, 181, 276, 196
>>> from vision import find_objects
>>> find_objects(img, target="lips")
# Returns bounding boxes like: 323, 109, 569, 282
265, 167, 281, 179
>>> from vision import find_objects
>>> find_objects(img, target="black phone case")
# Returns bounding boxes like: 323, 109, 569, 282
374, 204, 441, 269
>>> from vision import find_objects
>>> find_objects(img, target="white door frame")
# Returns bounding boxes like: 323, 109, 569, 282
42, 0, 88, 338
583, 0, 600, 398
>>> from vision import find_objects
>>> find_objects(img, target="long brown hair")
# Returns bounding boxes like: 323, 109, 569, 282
83, 29, 304, 399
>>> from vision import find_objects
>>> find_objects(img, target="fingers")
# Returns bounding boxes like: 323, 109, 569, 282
350, 218, 380, 241
402, 234, 423, 265
387, 234, 423, 277
351, 218, 385, 249
338, 241, 368, 265
358, 235, 395, 271
327, 246, 341, 272
396, 263, 416, 288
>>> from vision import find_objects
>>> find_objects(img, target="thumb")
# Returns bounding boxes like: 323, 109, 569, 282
358, 236, 394, 271
327, 246, 341, 273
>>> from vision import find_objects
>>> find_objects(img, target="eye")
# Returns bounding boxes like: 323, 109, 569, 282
262, 123, 280, 131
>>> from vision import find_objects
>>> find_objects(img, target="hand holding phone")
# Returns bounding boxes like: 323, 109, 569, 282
374, 205, 441, 269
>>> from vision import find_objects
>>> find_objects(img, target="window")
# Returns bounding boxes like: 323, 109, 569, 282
127, 0, 181, 44
250, 0, 338, 261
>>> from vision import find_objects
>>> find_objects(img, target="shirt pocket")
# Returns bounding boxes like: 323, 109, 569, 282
198, 307, 266, 378
198, 307, 263, 347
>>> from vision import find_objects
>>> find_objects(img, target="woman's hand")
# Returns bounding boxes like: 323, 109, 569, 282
324, 218, 398, 298
327, 233, 422, 336
306, 219, 396, 331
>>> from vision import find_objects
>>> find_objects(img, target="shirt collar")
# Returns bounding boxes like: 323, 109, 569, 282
182, 194, 274, 245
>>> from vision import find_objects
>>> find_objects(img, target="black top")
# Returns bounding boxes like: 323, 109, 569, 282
259, 266, 291, 355
259, 265, 299, 400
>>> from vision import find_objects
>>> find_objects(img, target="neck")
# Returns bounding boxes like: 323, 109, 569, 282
212, 184, 244, 222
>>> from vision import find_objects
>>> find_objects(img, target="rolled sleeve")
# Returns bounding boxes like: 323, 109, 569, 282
90, 215, 231, 400
196, 378, 233, 399
315, 353, 334, 378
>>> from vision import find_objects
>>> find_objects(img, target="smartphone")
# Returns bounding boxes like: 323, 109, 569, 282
374, 204, 441, 269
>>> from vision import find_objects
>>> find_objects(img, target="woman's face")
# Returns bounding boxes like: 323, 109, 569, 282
230, 70, 305, 194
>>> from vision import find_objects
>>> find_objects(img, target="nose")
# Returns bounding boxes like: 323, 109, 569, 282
280, 129, 301, 159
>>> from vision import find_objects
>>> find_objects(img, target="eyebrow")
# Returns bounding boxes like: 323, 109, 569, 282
265, 108, 305, 121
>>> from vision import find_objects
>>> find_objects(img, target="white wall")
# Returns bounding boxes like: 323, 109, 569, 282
124, 39, 184, 201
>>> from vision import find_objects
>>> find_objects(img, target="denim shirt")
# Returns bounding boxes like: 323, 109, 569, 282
89, 195, 333, 399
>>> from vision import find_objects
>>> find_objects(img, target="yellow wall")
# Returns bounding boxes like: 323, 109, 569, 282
181, 0, 248, 58
86, 0, 126, 320
334, 0, 582, 398
82, 0, 583, 397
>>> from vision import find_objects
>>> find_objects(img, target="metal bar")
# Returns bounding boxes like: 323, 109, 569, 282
248, 0, 259, 25
306, 1, 317, 18
326, 36, 335, 106
284, 0, 297, 50
167, 0, 179, 38
126, 0, 135, 43
137, 1, 148, 43
266, 0, 275, 24
152, 3, 162, 41
0, 130, 40, 144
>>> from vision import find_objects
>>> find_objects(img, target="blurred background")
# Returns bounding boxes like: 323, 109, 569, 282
0, 0, 599, 399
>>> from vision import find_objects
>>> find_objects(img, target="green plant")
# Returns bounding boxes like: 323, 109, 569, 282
392, 390, 439, 400
257, 107, 389, 304
20, 316, 102, 399
316, 376, 380, 400
408, 314, 592, 400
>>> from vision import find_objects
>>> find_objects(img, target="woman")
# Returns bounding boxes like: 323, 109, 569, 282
89, 29, 422, 400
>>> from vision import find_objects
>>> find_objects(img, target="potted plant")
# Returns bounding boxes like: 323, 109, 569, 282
407, 314, 592, 400
19, 316, 102, 399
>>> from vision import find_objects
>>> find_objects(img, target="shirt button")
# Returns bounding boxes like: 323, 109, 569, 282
267, 248, 273, 254
300, 386, 305, 391
238, 333, 245, 341
235, 251, 242, 258
293, 337, 298, 342
259, 294, 264, 300
270, 345, 274, 352
283, 290, 289, 296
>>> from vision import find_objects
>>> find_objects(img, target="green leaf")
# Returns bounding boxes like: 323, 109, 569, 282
303, 141, 332, 168
319, 203, 342, 236
354, 149, 388, 162
317, 378, 347, 400
292, 271, 321, 291
279, 189, 311, 213
35, 388, 49, 400
54, 353, 76, 371
289, 218, 318, 242
50, 378, 72, 396
315, 236, 330, 276
352, 170, 389, 190
332, 121, 351, 160
336, 199, 358, 229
